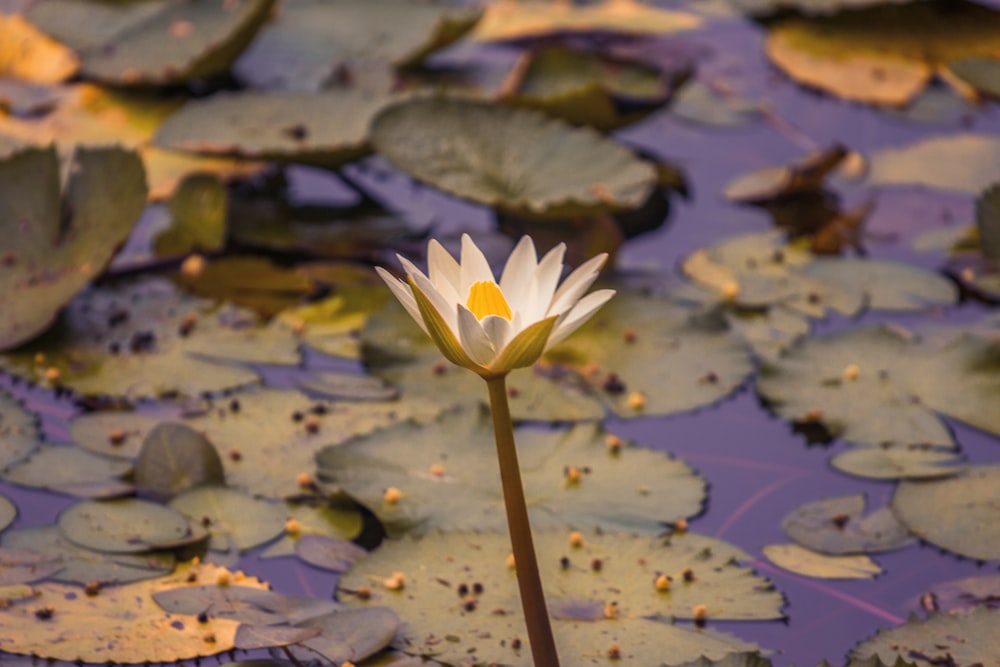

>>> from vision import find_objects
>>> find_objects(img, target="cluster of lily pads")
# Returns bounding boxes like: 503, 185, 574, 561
0, 0, 999, 665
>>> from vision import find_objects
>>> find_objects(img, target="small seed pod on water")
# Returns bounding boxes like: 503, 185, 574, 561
383, 572, 405, 590
429, 463, 446, 477
655, 574, 672, 592
384, 487, 402, 504
568, 531, 583, 547
605, 434, 623, 454
285, 518, 302, 535
626, 391, 646, 412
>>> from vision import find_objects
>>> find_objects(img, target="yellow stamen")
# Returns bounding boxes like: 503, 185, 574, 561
466, 281, 512, 320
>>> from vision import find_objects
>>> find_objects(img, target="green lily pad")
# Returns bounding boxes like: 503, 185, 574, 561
798, 259, 956, 311
868, 133, 1000, 194
173, 255, 316, 318
0, 391, 39, 470
370, 97, 656, 219
781, 494, 913, 555
339, 530, 782, 666
976, 182, 1000, 262
282, 608, 401, 666
235, 625, 321, 651
0, 493, 15, 532
57, 498, 194, 554
0, 548, 63, 585
0, 145, 146, 351
756, 324, 1000, 448
259, 497, 363, 558
234, 0, 481, 90
2, 444, 133, 498
762, 543, 882, 579
294, 534, 367, 573
154, 172, 228, 257
949, 57, 1000, 98
671, 81, 762, 128
829, 446, 964, 481
891, 465, 1000, 561
169, 486, 286, 553
72, 388, 442, 499
294, 370, 399, 402
27, 0, 274, 85
317, 407, 705, 535
851, 607, 1000, 666
153, 584, 339, 625
723, 305, 812, 362
134, 422, 226, 500
921, 574, 1000, 613
0, 278, 301, 400
155, 89, 394, 169
0, 524, 175, 586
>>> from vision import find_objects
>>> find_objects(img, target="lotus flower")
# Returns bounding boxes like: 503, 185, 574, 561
376, 234, 614, 379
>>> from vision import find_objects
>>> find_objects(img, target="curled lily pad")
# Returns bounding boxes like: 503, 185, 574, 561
370, 96, 656, 219
2, 444, 133, 498
235, 0, 481, 90
762, 543, 882, 579
0, 390, 39, 470
168, 486, 286, 553
1, 525, 175, 586
57, 498, 193, 554
134, 422, 226, 500
891, 465, 1000, 561
155, 89, 395, 169
781, 494, 913, 555
0, 145, 146, 351
317, 407, 705, 535
829, 446, 963, 481
756, 324, 1000, 448
0, 278, 301, 400
339, 530, 782, 666
851, 607, 1000, 666
27, 0, 274, 85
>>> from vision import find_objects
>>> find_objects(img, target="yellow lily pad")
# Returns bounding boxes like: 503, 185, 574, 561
0, 13, 78, 83
762, 543, 882, 579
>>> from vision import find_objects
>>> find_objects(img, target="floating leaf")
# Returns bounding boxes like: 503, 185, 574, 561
0, 559, 266, 662
173, 256, 315, 318
169, 487, 286, 553
0, 13, 78, 82
0, 145, 146, 351
781, 494, 913, 555
235, 0, 481, 90
764, 1, 1000, 106
339, 530, 782, 666
0, 494, 15, 532
0, 548, 63, 585
920, 574, 1000, 613
317, 407, 705, 535
27, 0, 274, 85
670, 81, 762, 128
72, 388, 441, 499
57, 498, 193, 554
829, 446, 963, 481
722, 145, 850, 203
2, 444, 132, 498
0, 278, 301, 399
134, 422, 226, 501
259, 498, 363, 559
0, 391, 39, 470
949, 57, 1000, 99
756, 325, 1000, 448
370, 97, 656, 219
851, 607, 1000, 666
281, 608, 400, 666
867, 133, 1000, 194
763, 543, 882, 579
676, 654, 774, 667
154, 173, 228, 257
295, 370, 399, 402
892, 465, 1000, 561
798, 259, 956, 311
472, 0, 701, 42
153, 584, 339, 625
1, 525, 175, 585
156, 89, 394, 169
294, 535, 367, 573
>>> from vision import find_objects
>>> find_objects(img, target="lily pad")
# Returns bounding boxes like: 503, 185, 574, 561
0, 13, 78, 83
867, 133, 1000, 194
2, 444, 133, 498
235, 0, 481, 90
851, 607, 1000, 666
281, 607, 401, 666
294, 534, 368, 573
0, 278, 302, 400
152, 584, 339, 625
57, 498, 193, 554
891, 465, 1000, 561
173, 256, 315, 318
369, 96, 656, 219
134, 422, 226, 500
0, 559, 266, 662
829, 446, 963, 481
153, 172, 228, 257
763, 1, 1000, 106
155, 89, 395, 169
0, 524, 175, 585
0, 494, 15, 532
339, 530, 782, 666
949, 57, 1000, 98
27, 0, 274, 85
0, 391, 39, 470
259, 498, 363, 559
317, 407, 705, 535
295, 370, 399, 402
797, 259, 956, 311
920, 574, 1000, 613
0, 548, 63, 585
781, 494, 913, 555
756, 324, 1000, 448
71, 388, 442, 499
730, 0, 915, 16
169, 486, 286, 553
762, 543, 882, 579
0, 144, 147, 351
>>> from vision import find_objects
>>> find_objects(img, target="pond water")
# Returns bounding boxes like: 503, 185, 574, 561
2, 2, 1000, 666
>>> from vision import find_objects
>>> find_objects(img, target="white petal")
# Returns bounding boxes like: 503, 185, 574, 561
524, 243, 566, 322
546, 289, 615, 348
498, 236, 537, 312
459, 233, 495, 297
427, 239, 462, 305
547, 253, 607, 317
376, 267, 427, 335
480, 314, 513, 353
457, 305, 497, 366
410, 270, 459, 335
397, 255, 429, 284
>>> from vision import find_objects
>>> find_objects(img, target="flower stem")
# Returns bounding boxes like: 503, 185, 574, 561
485, 375, 561, 667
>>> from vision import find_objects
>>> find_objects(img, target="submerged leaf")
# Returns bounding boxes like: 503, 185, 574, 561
153, 584, 339, 625
762, 543, 882, 579
282, 607, 400, 666
781, 494, 913, 555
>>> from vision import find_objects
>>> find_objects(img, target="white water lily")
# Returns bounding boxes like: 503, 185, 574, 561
376, 234, 614, 379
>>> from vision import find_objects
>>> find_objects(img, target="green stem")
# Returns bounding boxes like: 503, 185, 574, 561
485, 375, 561, 667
